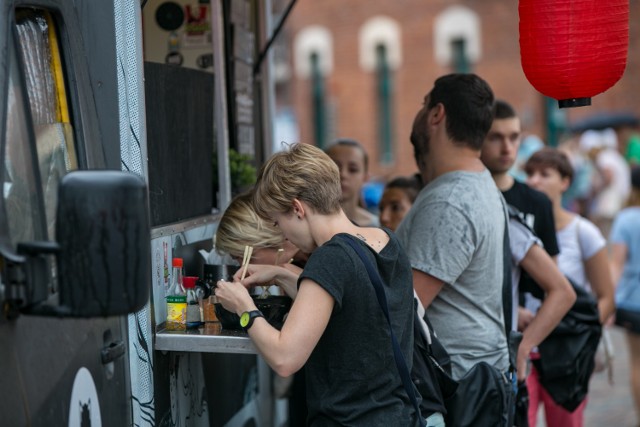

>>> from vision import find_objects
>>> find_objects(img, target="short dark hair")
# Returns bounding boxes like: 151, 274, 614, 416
385, 176, 422, 203
525, 147, 574, 184
326, 138, 369, 172
492, 99, 517, 120
427, 73, 494, 150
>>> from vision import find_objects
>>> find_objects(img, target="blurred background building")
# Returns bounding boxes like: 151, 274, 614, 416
270, 0, 640, 182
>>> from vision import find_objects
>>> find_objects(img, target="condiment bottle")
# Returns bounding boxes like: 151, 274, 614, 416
201, 266, 219, 323
184, 276, 203, 329
166, 258, 186, 330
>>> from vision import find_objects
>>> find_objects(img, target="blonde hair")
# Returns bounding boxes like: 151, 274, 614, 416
254, 143, 342, 219
215, 191, 283, 258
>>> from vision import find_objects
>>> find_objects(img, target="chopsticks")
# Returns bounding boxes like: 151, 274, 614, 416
274, 248, 284, 266
240, 245, 253, 281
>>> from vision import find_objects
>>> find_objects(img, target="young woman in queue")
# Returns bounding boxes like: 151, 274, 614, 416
523, 147, 615, 427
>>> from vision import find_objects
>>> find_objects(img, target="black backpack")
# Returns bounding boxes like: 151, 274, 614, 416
533, 280, 602, 411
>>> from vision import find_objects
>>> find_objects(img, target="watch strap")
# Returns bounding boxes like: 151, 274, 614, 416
242, 310, 264, 331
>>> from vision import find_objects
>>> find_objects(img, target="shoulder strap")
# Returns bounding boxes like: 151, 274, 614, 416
337, 234, 424, 425
501, 200, 520, 382
502, 206, 514, 337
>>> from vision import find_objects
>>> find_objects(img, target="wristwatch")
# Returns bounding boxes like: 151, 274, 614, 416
240, 310, 264, 331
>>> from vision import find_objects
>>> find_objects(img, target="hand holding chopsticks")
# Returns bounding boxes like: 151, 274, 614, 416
257, 248, 286, 298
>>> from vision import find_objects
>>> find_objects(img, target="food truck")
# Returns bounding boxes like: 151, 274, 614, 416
0, 0, 288, 425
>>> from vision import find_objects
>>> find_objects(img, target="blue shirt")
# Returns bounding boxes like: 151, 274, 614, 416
610, 207, 640, 310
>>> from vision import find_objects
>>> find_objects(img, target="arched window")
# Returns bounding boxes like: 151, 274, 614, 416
294, 26, 332, 148
359, 17, 401, 164
434, 6, 480, 73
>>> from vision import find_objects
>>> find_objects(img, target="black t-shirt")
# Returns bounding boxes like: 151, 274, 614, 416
299, 231, 421, 426
503, 180, 559, 296
503, 181, 559, 256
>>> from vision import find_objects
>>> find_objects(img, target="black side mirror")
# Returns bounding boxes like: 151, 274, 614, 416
55, 170, 150, 316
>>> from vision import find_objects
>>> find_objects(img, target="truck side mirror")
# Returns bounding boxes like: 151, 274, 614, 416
55, 170, 150, 316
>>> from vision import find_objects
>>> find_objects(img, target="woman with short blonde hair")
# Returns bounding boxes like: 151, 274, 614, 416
216, 142, 427, 426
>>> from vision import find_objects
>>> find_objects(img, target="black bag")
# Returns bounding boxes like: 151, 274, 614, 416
441, 207, 519, 427
533, 281, 602, 411
514, 381, 530, 427
418, 312, 458, 401
615, 306, 640, 334
412, 310, 454, 415
444, 362, 513, 427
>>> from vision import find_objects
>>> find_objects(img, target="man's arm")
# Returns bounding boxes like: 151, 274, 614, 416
517, 244, 576, 381
412, 268, 445, 308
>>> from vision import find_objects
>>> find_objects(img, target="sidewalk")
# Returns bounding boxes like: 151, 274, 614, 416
535, 326, 636, 426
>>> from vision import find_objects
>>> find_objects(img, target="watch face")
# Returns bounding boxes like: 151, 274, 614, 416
240, 312, 250, 328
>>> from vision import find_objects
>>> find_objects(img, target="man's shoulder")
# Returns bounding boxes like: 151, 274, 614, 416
504, 180, 552, 209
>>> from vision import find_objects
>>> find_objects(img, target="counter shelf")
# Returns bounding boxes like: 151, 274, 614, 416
154, 323, 257, 354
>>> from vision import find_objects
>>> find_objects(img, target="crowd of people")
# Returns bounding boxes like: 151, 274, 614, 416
212, 72, 640, 427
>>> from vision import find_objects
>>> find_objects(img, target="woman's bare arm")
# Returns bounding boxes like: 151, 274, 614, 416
215, 278, 333, 377
585, 248, 616, 323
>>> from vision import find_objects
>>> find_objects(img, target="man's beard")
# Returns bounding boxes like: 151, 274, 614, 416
413, 132, 430, 172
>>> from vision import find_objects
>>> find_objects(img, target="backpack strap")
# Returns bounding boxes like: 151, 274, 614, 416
337, 234, 425, 426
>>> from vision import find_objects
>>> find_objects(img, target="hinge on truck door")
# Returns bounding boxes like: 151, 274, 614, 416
1, 241, 59, 320
2, 258, 27, 320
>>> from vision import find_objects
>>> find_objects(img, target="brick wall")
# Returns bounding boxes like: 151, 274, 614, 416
279, 0, 640, 181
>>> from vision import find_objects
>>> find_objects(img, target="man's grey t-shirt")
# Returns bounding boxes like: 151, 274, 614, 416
396, 169, 509, 379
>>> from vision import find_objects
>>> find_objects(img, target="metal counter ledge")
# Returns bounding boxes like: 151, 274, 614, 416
155, 323, 257, 354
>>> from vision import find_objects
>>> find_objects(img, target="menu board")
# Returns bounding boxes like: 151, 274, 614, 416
229, 0, 255, 157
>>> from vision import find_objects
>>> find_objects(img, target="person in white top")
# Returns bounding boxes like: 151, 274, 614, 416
580, 128, 631, 237
523, 146, 615, 427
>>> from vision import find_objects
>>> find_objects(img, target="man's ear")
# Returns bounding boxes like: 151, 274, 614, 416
429, 103, 445, 126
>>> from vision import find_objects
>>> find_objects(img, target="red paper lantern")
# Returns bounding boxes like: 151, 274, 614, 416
519, 0, 629, 108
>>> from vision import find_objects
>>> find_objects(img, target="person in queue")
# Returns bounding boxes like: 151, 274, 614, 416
325, 138, 380, 227
394, 73, 510, 382
480, 99, 561, 332
480, 99, 575, 382
524, 147, 615, 427
215, 143, 430, 426
610, 166, 640, 425
378, 175, 422, 231
505, 207, 576, 380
